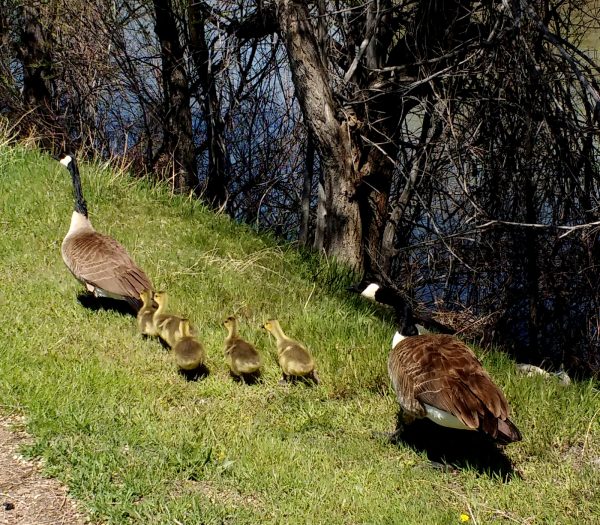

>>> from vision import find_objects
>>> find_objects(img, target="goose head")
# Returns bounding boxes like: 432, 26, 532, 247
348, 280, 420, 347
346, 280, 399, 305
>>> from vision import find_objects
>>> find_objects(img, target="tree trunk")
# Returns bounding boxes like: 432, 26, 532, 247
313, 170, 326, 252
153, 0, 197, 193
188, 2, 228, 208
299, 132, 315, 246
16, 2, 59, 151
354, 150, 391, 276
277, 0, 363, 270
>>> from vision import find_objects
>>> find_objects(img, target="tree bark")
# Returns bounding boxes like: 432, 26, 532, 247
313, 170, 326, 252
153, 0, 197, 193
16, 2, 59, 151
299, 132, 315, 246
277, 0, 362, 270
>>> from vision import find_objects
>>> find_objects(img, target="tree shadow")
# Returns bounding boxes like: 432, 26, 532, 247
77, 292, 136, 317
385, 419, 519, 481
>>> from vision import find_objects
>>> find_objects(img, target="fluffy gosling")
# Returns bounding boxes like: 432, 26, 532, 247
223, 316, 262, 382
152, 291, 188, 347
173, 319, 206, 371
263, 319, 319, 385
137, 289, 157, 336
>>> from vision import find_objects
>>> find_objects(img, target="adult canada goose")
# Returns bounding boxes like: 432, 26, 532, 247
263, 319, 319, 384
173, 319, 206, 371
152, 291, 188, 348
137, 289, 157, 335
349, 281, 521, 444
59, 154, 152, 311
223, 316, 262, 381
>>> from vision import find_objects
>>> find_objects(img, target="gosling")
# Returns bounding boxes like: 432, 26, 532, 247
137, 289, 157, 336
263, 319, 319, 384
173, 318, 206, 371
152, 291, 188, 347
223, 316, 262, 382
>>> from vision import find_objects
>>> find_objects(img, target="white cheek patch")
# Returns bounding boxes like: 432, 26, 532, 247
60, 155, 73, 167
360, 283, 380, 300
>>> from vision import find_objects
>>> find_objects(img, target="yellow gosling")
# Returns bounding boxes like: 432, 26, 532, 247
137, 289, 157, 335
223, 316, 262, 382
152, 291, 188, 347
173, 319, 206, 371
263, 319, 319, 385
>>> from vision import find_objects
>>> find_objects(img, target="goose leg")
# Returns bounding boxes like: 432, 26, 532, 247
388, 411, 410, 443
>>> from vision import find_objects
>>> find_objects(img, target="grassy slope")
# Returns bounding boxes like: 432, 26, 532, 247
0, 146, 598, 524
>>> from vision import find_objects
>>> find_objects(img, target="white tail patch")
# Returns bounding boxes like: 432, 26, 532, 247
60, 155, 73, 167
424, 404, 474, 431
360, 282, 380, 300
93, 286, 128, 301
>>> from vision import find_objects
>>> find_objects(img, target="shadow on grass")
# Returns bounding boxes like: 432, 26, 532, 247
77, 292, 136, 317
179, 364, 210, 382
278, 371, 321, 387
388, 419, 519, 481
230, 370, 262, 385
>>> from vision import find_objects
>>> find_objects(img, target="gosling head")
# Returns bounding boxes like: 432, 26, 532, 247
139, 289, 153, 305
153, 290, 167, 306
223, 316, 237, 329
262, 319, 276, 333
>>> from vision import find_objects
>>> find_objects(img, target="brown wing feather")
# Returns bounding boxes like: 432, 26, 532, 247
389, 335, 520, 441
62, 231, 152, 306
388, 351, 427, 418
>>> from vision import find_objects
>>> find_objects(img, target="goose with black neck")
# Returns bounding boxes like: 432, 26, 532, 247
59, 154, 152, 312
349, 281, 521, 445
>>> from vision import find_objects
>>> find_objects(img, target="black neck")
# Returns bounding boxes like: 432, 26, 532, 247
373, 286, 403, 306
394, 300, 419, 337
68, 158, 88, 217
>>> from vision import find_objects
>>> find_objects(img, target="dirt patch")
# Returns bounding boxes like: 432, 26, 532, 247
0, 414, 88, 525
176, 479, 263, 511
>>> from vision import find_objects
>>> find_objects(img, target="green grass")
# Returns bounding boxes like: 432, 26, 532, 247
1, 145, 599, 524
